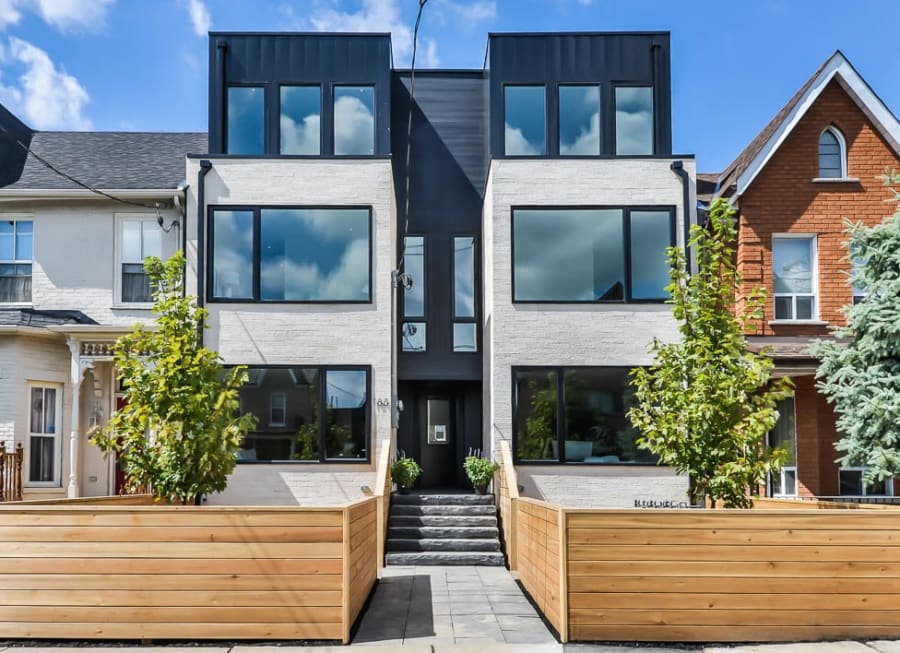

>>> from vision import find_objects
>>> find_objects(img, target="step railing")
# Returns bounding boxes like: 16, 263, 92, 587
0, 443, 23, 502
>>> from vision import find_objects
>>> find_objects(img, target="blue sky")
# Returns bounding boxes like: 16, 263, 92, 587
0, 0, 897, 172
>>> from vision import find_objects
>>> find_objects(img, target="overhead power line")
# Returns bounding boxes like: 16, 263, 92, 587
0, 121, 160, 210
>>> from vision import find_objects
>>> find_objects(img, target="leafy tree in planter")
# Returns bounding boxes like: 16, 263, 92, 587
91, 252, 256, 504
812, 172, 900, 485
628, 198, 793, 508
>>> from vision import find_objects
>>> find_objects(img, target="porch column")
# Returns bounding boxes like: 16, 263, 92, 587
66, 338, 86, 499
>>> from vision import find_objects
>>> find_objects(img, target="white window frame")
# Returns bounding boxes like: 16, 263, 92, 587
114, 214, 162, 308
839, 467, 893, 497
817, 126, 848, 179
25, 382, 63, 488
767, 396, 798, 497
0, 215, 34, 306
851, 256, 867, 305
772, 234, 818, 322
269, 392, 286, 427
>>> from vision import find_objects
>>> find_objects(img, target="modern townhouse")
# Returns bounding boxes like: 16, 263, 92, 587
0, 103, 202, 499
705, 51, 900, 499
188, 31, 696, 507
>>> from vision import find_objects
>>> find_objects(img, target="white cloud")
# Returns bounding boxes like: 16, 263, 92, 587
423, 37, 438, 67
504, 123, 540, 156
183, 0, 210, 37
0, 36, 91, 129
280, 112, 320, 155
32, 0, 113, 31
0, 0, 113, 31
443, 0, 496, 23
333, 94, 374, 155
560, 111, 600, 155
308, 0, 414, 63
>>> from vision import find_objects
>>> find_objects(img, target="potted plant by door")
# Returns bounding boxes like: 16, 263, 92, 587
464, 454, 499, 495
391, 455, 423, 494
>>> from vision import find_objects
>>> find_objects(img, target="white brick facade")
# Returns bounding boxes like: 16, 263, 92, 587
184, 158, 396, 497
483, 158, 695, 505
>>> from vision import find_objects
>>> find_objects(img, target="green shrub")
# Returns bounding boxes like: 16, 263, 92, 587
464, 455, 499, 489
391, 456, 422, 489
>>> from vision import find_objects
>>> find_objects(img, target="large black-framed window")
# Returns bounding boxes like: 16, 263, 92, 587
615, 85, 654, 156
558, 84, 601, 156
279, 85, 321, 155
512, 206, 675, 303
236, 365, 370, 464
512, 366, 658, 465
208, 206, 372, 303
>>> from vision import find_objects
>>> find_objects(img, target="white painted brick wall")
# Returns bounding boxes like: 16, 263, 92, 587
184, 158, 396, 503
14, 334, 71, 499
207, 465, 376, 506
483, 158, 695, 502
7, 202, 180, 325
517, 466, 689, 508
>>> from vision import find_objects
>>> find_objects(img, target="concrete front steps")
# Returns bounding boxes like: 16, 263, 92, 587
385, 493, 505, 566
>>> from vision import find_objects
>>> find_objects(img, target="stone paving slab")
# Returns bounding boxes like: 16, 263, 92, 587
869, 643, 900, 653
705, 643, 875, 653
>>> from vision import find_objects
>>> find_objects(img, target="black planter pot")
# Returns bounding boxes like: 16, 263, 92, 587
398, 486, 410, 495
473, 484, 487, 495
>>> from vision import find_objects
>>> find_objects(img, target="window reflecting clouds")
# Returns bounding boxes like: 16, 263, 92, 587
504, 86, 545, 156
325, 369, 368, 460
630, 211, 671, 299
280, 86, 320, 155
615, 87, 653, 155
454, 236, 475, 318
403, 236, 424, 317
514, 209, 624, 301
559, 86, 600, 155
260, 208, 370, 301
227, 87, 264, 155
334, 86, 375, 155
211, 210, 254, 299
453, 323, 477, 352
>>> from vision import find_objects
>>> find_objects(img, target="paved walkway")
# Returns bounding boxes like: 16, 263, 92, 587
352, 565, 556, 646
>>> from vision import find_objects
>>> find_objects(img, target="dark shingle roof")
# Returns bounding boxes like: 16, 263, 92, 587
696, 172, 719, 204
713, 56, 831, 199
0, 309, 97, 327
2, 131, 207, 191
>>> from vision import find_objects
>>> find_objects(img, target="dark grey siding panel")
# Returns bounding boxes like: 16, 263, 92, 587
488, 32, 672, 157
208, 33, 392, 155
0, 103, 32, 188
392, 71, 487, 381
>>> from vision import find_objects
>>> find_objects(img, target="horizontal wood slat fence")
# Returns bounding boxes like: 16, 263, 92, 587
507, 490, 900, 643
0, 496, 378, 643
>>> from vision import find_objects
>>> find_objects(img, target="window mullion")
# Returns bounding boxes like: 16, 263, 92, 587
318, 368, 327, 463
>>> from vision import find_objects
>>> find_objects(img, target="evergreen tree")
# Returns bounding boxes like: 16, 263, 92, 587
812, 172, 900, 484
91, 252, 256, 504
628, 198, 793, 508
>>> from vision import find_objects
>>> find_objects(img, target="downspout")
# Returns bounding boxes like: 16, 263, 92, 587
196, 159, 213, 343
670, 160, 692, 271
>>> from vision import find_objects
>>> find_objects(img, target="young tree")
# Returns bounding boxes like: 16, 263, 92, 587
91, 252, 256, 504
812, 172, 900, 485
628, 198, 793, 508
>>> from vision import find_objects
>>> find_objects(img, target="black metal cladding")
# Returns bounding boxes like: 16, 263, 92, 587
392, 71, 487, 381
488, 32, 673, 158
0, 103, 32, 187
208, 33, 392, 156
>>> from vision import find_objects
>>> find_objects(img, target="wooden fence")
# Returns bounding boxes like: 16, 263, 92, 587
374, 439, 392, 570
0, 496, 378, 643
495, 440, 518, 571
508, 494, 900, 643
0, 443, 23, 502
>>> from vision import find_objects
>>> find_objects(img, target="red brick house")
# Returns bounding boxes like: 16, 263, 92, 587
707, 51, 900, 499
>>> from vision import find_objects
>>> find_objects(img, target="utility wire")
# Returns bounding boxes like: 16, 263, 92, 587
397, 0, 428, 275
0, 121, 160, 210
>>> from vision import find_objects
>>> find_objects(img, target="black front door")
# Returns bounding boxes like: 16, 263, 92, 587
397, 380, 482, 490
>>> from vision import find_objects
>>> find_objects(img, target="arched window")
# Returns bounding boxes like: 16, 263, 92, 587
818, 127, 847, 178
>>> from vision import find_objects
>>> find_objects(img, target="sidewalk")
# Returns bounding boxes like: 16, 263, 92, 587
3, 642, 900, 652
